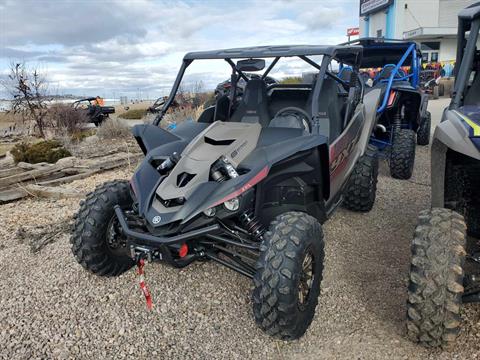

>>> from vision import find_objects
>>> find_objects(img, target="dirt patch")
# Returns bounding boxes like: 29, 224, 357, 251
0, 99, 476, 359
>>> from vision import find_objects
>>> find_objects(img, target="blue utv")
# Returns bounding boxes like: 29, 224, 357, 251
341, 38, 431, 179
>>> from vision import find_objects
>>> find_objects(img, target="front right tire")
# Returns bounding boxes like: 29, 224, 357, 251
406, 208, 467, 347
390, 128, 416, 179
71, 180, 135, 276
343, 145, 379, 212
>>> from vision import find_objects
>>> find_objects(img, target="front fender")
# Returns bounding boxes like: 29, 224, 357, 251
431, 110, 480, 207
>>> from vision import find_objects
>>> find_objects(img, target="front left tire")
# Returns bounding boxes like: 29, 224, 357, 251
406, 208, 466, 347
252, 211, 324, 340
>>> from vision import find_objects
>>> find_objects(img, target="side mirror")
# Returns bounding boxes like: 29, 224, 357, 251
237, 58, 265, 72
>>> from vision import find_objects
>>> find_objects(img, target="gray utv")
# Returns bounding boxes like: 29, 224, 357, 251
406, 2, 480, 347
71, 45, 383, 339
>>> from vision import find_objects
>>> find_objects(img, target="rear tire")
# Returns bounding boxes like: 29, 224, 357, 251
343, 145, 379, 212
406, 208, 466, 347
70, 180, 134, 276
417, 111, 431, 146
390, 129, 416, 179
252, 212, 324, 340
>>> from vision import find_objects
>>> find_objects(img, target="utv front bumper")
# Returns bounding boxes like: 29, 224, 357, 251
114, 206, 220, 248
114, 206, 261, 278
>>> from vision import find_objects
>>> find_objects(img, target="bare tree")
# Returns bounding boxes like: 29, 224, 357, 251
2, 62, 49, 138
191, 80, 205, 107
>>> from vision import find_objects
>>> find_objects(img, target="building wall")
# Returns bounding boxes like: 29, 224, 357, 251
359, 0, 477, 38
395, 0, 440, 36
358, 0, 476, 63
368, 10, 387, 37
439, 0, 476, 27
440, 38, 457, 61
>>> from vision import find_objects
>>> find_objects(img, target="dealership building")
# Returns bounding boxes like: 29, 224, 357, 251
359, 0, 477, 63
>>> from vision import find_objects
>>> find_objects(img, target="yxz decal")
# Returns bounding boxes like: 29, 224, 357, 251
231, 140, 248, 158
329, 116, 363, 177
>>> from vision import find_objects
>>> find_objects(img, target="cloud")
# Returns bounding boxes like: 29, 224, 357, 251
1, 47, 42, 59
298, 6, 345, 30
0, 0, 360, 98
1, 0, 147, 46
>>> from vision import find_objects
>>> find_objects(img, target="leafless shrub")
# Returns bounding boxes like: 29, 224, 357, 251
1, 62, 49, 138
96, 118, 131, 139
47, 104, 89, 136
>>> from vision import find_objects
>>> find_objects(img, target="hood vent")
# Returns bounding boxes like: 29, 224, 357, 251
177, 172, 196, 187
204, 136, 235, 146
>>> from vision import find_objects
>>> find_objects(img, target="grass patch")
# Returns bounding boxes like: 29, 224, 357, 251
11, 140, 71, 164
0, 143, 13, 157
119, 109, 147, 119
96, 118, 131, 139
279, 76, 302, 84
70, 129, 96, 142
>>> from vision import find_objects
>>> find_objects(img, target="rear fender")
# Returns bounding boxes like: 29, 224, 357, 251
396, 89, 422, 128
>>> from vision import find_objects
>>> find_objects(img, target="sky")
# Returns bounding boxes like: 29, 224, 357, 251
0, 0, 360, 100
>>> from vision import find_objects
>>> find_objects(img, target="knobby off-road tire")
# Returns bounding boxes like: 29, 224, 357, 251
390, 128, 416, 180
468, 191, 480, 238
343, 145, 379, 212
406, 208, 467, 347
417, 111, 431, 146
252, 212, 324, 340
71, 180, 134, 276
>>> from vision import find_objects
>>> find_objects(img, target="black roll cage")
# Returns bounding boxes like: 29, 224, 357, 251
152, 46, 363, 131
451, 16, 480, 109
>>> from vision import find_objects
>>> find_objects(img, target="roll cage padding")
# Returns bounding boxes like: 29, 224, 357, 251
213, 95, 230, 121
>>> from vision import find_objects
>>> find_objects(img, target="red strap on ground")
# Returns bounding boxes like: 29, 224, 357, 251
137, 259, 153, 310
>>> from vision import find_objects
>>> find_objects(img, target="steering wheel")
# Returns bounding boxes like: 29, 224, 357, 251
273, 107, 311, 133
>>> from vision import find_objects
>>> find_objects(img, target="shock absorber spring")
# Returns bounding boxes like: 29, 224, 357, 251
392, 109, 402, 137
240, 211, 265, 241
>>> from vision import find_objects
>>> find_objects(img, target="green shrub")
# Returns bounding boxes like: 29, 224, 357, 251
11, 140, 71, 164
119, 109, 147, 119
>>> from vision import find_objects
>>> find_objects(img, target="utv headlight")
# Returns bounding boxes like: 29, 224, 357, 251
223, 197, 240, 211
203, 207, 216, 217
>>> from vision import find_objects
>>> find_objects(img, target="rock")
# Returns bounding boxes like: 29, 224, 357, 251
84, 135, 99, 144
55, 156, 77, 167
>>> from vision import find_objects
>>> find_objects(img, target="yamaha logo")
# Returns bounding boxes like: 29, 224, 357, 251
152, 216, 162, 224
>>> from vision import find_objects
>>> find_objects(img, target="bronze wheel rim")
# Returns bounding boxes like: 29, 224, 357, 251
298, 248, 315, 310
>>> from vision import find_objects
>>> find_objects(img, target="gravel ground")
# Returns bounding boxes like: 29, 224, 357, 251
1, 98, 480, 359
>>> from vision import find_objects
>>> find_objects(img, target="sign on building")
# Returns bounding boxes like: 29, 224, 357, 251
347, 27, 360, 36
360, 0, 394, 16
